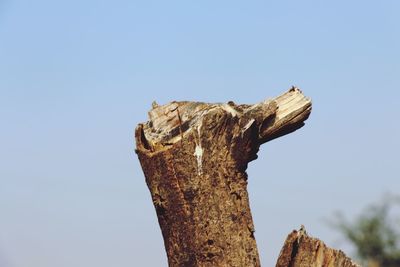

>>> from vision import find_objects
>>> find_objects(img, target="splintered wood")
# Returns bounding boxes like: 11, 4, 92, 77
276, 228, 360, 267
136, 87, 324, 266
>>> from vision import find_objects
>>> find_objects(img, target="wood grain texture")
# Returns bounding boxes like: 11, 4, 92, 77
135, 87, 312, 266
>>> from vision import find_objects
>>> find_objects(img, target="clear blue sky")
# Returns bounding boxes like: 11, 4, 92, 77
1, 1, 399, 266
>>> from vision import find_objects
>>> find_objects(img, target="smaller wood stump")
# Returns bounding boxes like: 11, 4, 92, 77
276, 227, 360, 267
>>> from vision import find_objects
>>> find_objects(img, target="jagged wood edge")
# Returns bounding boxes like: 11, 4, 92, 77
276, 229, 360, 267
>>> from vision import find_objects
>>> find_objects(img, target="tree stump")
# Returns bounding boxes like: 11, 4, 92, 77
135, 87, 314, 266
276, 227, 360, 267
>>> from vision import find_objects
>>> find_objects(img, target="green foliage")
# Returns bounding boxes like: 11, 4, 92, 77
332, 196, 400, 266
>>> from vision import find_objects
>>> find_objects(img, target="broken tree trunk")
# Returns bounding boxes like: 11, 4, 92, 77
276, 228, 360, 267
135, 87, 312, 266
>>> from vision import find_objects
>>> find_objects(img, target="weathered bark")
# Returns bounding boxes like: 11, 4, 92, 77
276, 227, 360, 267
135, 87, 312, 266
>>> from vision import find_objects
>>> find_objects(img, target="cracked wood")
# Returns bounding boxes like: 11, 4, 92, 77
135, 87, 312, 266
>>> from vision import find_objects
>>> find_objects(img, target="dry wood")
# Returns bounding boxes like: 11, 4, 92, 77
276, 227, 360, 267
135, 87, 312, 266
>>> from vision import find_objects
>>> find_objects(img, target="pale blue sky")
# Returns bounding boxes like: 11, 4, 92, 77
1, 1, 399, 266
